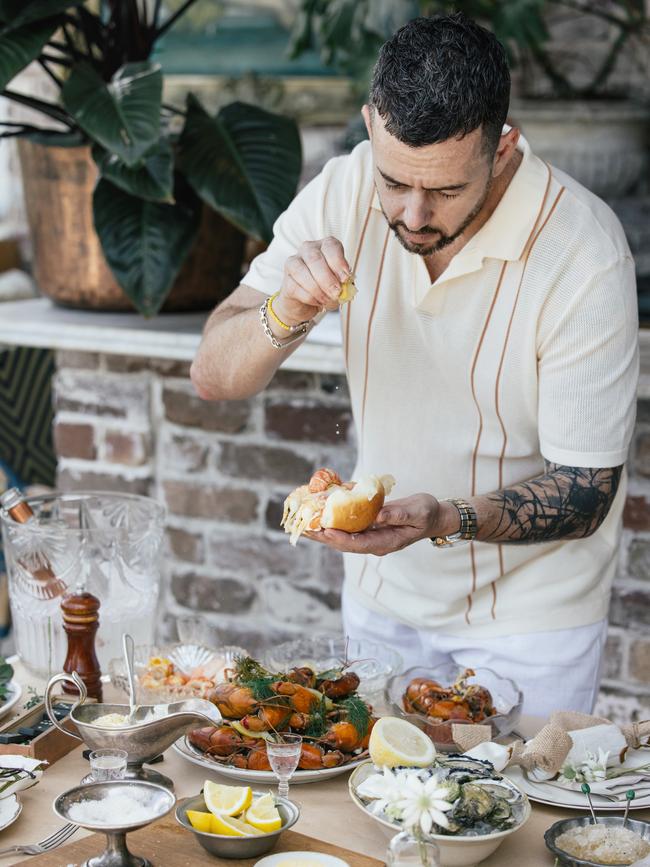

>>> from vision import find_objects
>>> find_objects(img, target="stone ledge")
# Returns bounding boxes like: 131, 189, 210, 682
0, 295, 346, 374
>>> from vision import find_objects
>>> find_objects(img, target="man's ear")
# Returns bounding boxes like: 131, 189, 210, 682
492, 126, 520, 177
361, 104, 373, 140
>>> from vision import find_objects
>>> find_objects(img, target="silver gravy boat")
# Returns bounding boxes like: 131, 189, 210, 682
45, 672, 222, 790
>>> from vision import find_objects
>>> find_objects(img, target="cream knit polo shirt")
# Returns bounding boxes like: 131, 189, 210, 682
243, 134, 639, 637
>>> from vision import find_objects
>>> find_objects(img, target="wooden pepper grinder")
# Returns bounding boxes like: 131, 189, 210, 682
61, 589, 103, 702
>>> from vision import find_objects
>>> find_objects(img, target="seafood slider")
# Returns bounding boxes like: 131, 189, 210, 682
281, 468, 395, 545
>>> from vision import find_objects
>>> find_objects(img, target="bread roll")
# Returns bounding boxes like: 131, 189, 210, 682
281, 468, 395, 546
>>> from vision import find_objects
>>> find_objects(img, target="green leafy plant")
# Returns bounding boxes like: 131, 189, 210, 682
0, 657, 13, 704
0, 0, 302, 316
289, 0, 649, 101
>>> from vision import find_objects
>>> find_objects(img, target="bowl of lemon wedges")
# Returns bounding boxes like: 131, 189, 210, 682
176, 781, 300, 859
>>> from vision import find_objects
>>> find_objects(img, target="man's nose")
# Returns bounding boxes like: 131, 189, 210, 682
403, 194, 432, 232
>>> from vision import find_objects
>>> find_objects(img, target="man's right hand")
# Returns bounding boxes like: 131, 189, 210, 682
272, 237, 352, 328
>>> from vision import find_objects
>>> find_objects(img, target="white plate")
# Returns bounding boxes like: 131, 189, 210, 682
504, 765, 650, 811
255, 853, 350, 867
173, 736, 366, 785
0, 795, 22, 831
0, 682, 22, 722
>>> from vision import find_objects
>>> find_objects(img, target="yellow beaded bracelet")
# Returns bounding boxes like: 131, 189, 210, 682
267, 292, 292, 331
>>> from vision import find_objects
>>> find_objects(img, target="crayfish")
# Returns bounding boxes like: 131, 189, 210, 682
403, 668, 495, 722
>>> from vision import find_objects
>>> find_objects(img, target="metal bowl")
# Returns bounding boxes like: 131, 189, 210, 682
385, 664, 523, 751
545, 814, 650, 866
176, 791, 300, 860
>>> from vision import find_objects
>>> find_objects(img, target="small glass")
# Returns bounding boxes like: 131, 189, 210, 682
386, 830, 441, 867
89, 748, 128, 782
266, 733, 302, 800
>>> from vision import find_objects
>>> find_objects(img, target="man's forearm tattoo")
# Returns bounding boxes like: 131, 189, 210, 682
484, 462, 623, 544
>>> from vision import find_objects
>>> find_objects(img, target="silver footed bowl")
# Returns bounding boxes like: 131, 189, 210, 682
45, 672, 221, 772
545, 814, 650, 867
54, 780, 175, 867
176, 791, 300, 859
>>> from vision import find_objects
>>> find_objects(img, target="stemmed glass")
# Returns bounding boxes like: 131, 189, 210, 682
266, 733, 302, 800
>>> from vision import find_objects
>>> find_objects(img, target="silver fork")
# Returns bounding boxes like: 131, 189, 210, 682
0, 822, 78, 857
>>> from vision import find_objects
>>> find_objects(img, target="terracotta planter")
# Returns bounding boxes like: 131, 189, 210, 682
18, 140, 246, 313
509, 99, 650, 198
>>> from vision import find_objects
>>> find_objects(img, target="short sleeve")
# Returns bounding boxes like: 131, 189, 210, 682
241, 170, 326, 296
537, 256, 639, 468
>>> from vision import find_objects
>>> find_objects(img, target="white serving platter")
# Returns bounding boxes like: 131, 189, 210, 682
173, 736, 365, 785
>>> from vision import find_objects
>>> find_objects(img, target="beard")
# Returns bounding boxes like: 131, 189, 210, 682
380, 182, 492, 256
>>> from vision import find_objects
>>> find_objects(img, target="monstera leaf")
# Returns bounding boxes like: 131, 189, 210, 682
92, 139, 174, 203
0, 19, 57, 90
177, 95, 301, 243
62, 61, 162, 167
93, 177, 201, 317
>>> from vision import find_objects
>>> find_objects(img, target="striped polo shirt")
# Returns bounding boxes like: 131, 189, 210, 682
243, 134, 638, 636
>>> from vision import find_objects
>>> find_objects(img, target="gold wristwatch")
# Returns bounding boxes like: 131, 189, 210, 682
431, 499, 478, 548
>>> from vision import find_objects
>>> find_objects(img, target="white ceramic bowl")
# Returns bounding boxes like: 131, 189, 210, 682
349, 761, 531, 867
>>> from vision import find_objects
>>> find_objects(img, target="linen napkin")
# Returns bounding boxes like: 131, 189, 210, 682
0, 755, 46, 798
454, 712, 650, 781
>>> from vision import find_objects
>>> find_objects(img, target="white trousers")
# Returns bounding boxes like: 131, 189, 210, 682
342, 590, 608, 718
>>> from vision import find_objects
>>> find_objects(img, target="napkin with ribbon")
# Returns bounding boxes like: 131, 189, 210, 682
451, 712, 650, 781
0, 755, 46, 798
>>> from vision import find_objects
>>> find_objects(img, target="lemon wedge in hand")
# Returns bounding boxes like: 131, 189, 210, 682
368, 716, 436, 768
210, 814, 264, 837
338, 275, 357, 304
203, 781, 253, 817
245, 792, 282, 833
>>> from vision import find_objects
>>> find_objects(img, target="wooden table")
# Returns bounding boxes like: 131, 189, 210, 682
2, 664, 647, 865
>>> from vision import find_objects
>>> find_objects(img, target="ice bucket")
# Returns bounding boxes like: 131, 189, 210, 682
0, 491, 165, 677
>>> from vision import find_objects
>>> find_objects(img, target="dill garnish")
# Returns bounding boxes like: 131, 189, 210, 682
304, 695, 329, 738
341, 695, 370, 738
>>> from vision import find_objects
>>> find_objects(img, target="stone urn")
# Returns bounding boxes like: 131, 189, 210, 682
18, 140, 246, 313
509, 99, 650, 198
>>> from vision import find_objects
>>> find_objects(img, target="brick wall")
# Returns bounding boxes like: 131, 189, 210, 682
52, 351, 355, 655
52, 347, 650, 723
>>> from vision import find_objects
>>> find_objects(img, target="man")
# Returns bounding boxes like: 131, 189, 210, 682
191, 15, 638, 716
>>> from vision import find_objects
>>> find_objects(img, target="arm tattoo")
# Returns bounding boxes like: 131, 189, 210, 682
483, 462, 623, 544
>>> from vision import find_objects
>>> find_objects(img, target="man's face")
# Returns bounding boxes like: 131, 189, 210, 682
365, 109, 494, 256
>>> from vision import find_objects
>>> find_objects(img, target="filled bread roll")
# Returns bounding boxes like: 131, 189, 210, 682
281, 468, 395, 546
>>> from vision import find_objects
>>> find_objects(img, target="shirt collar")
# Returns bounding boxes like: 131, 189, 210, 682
370, 132, 551, 269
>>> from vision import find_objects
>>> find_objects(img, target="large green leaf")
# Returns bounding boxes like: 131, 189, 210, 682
62, 61, 162, 167
0, 0, 83, 29
177, 94, 302, 243
92, 138, 174, 203
0, 19, 57, 90
93, 177, 201, 317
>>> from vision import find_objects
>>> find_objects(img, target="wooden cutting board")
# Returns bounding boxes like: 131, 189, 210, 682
28, 817, 383, 866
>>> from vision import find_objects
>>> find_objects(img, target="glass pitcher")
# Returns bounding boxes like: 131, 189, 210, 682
0, 491, 165, 677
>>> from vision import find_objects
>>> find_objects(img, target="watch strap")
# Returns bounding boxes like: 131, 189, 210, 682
431, 498, 478, 548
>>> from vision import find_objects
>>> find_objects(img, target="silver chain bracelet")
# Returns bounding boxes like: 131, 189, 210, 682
259, 296, 312, 349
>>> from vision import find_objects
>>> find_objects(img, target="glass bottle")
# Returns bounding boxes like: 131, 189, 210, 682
386, 830, 441, 867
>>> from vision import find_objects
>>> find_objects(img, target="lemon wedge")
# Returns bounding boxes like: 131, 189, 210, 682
245, 792, 282, 833
203, 780, 253, 817
368, 716, 436, 768
210, 813, 264, 837
338, 275, 357, 304
186, 809, 213, 833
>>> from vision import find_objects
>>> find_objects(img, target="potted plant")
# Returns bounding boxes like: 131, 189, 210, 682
289, 0, 650, 197
0, 0, 302, 316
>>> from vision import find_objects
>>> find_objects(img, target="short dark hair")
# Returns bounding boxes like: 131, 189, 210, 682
369, 14, 510, 155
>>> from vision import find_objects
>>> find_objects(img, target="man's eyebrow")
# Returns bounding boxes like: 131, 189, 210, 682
378, 167, 467, 192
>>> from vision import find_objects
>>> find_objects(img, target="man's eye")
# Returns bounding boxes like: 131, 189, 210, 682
440, 192, 460, 200
384, 181, 401, 190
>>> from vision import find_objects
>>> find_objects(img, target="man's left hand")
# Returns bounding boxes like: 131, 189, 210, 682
306, 494, 457, 555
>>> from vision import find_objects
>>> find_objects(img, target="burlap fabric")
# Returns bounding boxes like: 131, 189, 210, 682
452, 712, 650, 776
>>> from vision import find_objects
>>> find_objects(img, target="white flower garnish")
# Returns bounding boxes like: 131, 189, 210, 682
559, 748, 610, 785
395, 773, 454, 834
